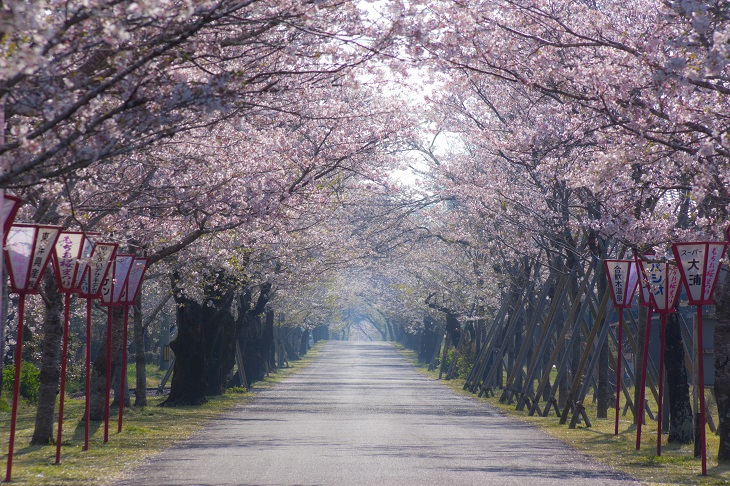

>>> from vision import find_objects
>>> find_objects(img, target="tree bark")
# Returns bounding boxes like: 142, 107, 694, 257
203, 290, 236, 396
419, 316, 437, 363
238, 283, 271, 387
31, 272, 64, 445
265, 310, 276, 371
162, 276, 272, 404
665, 311, 693, 443
714, 278, 730, 459
283, 325, 303, 361
0, 266, 7, 398
299, 329, 310, 355
112, 360, 130, 407
133, 295, 146, 406
89, 306, 124, 420
596, 260, 610, 418
160, 292, 208, 407
633, 305, 648, 424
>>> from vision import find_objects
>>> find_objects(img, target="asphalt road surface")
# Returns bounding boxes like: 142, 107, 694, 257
118, 341, 639, 486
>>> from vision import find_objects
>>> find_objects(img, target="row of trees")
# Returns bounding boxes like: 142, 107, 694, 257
0, 0, 415, 446
280, 0, 730, 461
3, 0, 730, 467
402, 0, 730, 460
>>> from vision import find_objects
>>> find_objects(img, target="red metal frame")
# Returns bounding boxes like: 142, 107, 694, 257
604, 259, 638, 436
117, 257, 148, 432
3, 224, 61, 482
633, 253, 655, 451
671, 241, 728, 476
5, 224, 62, 294
2, 194, 21, 241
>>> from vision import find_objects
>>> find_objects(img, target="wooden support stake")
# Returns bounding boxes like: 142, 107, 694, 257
464, 299, 510, 391
501, 263, 550, 404
559, 286, 611, 425
517, 271, 566, 411
477, 287, 533, 397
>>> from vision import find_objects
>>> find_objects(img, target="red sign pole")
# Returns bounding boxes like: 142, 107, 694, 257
4, 224, 62, 482
52, 232, 85, 464
634, 253, 654, 450
696, 304, 707, 473
656, 312, 668, 455
54, 291, 72, 463
103, 306, 114, 443
100, 255, 134, 443
604, 259, 639, 436
615, 309, 624, 435
637, 259, 681, 456
118, 257, 148, 433
83, 298, 92, 451
117, 305, 130, 433
4, 294, 26, 483
672, 241, 726, 476
78, 240, 117, 450
0, 193, 20, 483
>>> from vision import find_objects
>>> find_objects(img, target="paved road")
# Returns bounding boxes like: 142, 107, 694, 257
118, 341, 638, 486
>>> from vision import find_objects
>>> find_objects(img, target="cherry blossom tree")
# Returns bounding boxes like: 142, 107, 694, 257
1, 0, 416, 435
0, 0, 403, 186
4, 0, 730, 461
403, 0, 728, 445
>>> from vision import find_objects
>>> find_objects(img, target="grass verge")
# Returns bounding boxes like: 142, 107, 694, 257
126, 364, 169, 389
395, 344, 730, 486
0, 342, 325, 485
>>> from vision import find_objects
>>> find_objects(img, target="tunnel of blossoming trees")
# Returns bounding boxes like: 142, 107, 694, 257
1, 0, 730, 480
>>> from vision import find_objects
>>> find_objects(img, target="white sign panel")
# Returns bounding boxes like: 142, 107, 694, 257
605, 259, 639, 308
54, 232, 84, 291
645, 262, 681, 312
673, 242, 727, 305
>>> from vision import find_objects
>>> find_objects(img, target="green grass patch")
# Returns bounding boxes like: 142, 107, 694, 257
126, 363, 169, 389
0, 342, 325, 485
395, 344, 730, 485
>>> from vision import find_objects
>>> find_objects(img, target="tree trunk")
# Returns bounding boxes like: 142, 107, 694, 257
419, 316, 437, 363
238, 284, 271, 387
0, 266, 7, 398
284, 326, 302, 361
665, 311, 693, 443
89, 306, 124, 420
265, 310, 276, 371
714, 278, 730, 459
133, 295, 146, 406
203, 294, 236, 396
112, 360, 130, 407
276, 326, 286, 368
31, 272, 64, 445
633, 305, 648, 424
299, 329, 310, 355
596, 261, 610, 418
162, 276, 272, 404
160, 294, 208, 407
